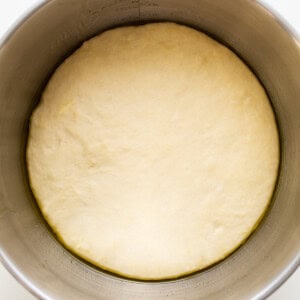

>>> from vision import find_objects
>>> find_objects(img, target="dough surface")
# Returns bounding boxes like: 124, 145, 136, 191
27, 23, 279, 280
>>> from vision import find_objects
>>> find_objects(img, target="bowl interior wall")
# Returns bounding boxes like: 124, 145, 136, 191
0, 1, 299, 299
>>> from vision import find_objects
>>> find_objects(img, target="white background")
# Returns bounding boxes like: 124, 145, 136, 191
0, 0, 299, 299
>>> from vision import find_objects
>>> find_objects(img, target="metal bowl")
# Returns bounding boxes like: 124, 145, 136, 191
0, 1, 299, 299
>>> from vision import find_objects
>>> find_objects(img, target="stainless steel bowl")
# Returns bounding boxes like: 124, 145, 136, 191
0, 1, 299, 299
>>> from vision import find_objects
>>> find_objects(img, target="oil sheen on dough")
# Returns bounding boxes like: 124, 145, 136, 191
27, 23, 279, 280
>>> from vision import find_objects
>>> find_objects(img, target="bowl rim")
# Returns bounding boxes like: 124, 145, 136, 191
0, 0, 299, 299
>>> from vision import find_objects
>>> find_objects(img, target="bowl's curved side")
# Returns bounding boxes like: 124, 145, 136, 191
0, 1, 299, 300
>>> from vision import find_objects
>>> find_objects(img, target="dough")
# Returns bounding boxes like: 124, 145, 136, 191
27, 23, 279, 280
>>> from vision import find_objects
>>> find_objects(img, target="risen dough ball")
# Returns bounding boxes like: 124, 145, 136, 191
27, 23, 279, 280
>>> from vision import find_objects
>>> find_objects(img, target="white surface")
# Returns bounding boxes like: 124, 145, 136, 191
0, 0, 299, 299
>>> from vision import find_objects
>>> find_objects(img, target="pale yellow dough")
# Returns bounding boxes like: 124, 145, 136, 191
27, 23, 279, 280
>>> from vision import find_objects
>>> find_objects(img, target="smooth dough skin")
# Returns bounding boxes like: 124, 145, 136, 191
27, 23, 279, 280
